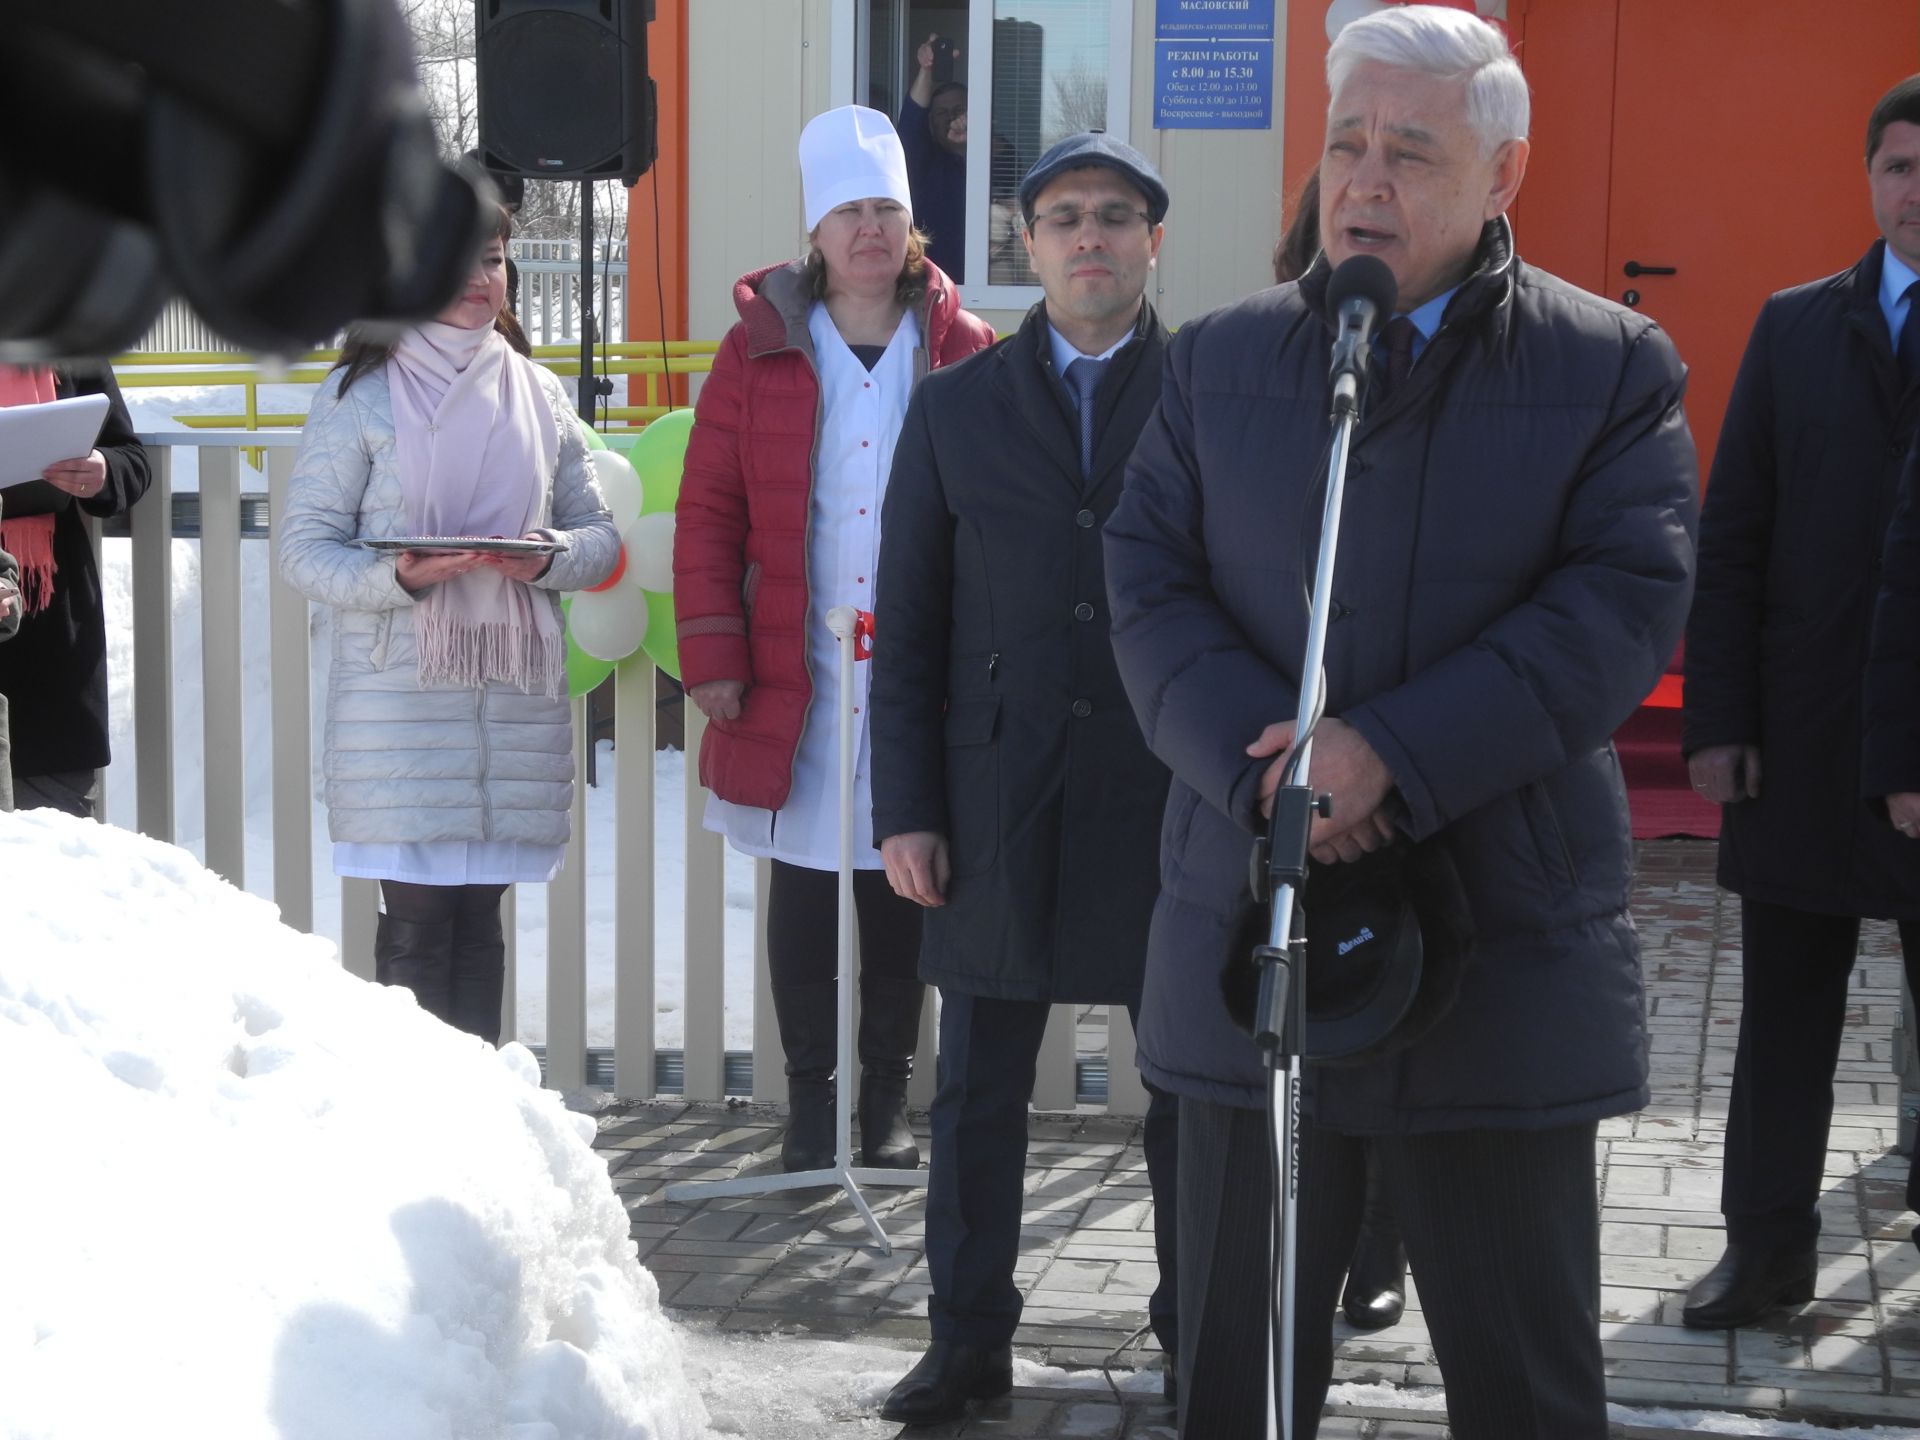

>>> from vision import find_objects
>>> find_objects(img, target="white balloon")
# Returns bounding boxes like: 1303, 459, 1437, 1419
567, 584, 649, 662
590, 449, 644, 532
623, 512, 677, 593
1325, 0, 1389, 42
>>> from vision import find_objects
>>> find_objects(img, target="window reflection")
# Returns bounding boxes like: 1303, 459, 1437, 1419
861, 1, 1111, 290
989, 1, 1110, 286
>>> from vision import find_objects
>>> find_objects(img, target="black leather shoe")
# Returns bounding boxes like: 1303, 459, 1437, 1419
1681, 1242, 1817, 1329
1341, 1236, 1407, 1330
879, 1341, 1013, 1425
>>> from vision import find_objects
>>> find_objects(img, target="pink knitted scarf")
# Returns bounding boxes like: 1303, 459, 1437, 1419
387, 323, 562, 696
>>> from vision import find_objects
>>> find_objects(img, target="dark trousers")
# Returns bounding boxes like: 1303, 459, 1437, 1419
1177, 1096, 1606, 1440
925, 991, 1179, 1351
765, 859, 922, 987
1724, 898, 1920, 1248
379, 879, 509, 1043
12, 768, 97, 819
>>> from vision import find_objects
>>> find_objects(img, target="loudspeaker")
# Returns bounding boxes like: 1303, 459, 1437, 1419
476, 0, 657, 185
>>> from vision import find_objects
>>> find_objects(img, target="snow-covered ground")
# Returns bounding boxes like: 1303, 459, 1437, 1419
0, 808, 925, 1439
107, 381, 759, 1050
0, 809, 711, 1437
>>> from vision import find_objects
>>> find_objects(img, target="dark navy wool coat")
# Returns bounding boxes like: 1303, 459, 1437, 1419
1685, 242, 1920, 921
871, 303, 1170, 1005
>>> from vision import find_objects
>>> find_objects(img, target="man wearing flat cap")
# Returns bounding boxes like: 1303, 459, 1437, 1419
870, 132, 1179, 1425
1106, 7, 1696, 1437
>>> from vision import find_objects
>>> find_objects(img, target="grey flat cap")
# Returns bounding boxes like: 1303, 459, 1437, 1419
1017, 132, 1169, 224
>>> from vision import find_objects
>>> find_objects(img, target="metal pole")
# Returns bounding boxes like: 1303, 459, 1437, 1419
663, 607, 926, 1237
577, 180, 595, 423
1260, 396, 1362, 1440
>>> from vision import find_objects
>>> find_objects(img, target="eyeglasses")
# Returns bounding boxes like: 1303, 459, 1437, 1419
1031, 203, 1151, 236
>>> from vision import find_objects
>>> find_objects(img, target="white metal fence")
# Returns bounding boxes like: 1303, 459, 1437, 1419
117, 431, 1150, 1115
127, 241, 629, 354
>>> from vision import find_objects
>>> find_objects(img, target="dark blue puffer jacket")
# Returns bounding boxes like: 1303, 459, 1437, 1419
1105, 221, 1699, 1131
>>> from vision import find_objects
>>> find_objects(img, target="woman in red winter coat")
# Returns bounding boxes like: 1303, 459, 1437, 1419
673, 105, 994, 1171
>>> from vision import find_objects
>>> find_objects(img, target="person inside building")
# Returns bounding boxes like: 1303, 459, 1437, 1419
1105, 8, 1696, 1435
899, 33, 967, 283
673, 104, 993, 1174
0, 360, 152, 818
277, 206, 618, 1046
1681, 73, 1920, 1326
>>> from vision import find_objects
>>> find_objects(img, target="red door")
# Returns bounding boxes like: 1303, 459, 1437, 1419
1514, 0, 1919, 835
1596, 1, 1917, 480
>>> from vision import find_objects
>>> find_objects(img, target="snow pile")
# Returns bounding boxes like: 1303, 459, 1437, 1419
0, 809, 710, 1440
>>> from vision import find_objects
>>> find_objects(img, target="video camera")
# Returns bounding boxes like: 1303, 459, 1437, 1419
0, 0, 496, 361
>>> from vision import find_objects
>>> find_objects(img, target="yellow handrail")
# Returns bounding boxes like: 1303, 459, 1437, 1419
113, 341, 716, 435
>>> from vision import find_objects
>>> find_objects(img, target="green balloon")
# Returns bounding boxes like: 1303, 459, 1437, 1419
639, 589, 680, 680
561, 597, 618, 697
578, 418, 608, 451
628, 407, 695, 515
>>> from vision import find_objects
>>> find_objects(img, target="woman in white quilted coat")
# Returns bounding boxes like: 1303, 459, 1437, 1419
278, 211, 617, 1042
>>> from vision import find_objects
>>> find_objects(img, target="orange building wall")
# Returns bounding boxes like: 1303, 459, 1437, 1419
625, 0, 689, 410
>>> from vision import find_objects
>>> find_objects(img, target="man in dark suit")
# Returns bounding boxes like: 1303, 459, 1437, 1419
1681, 74, 1920, 1327
869, 133, 1178, 1426
1106, 7, 1697, 1436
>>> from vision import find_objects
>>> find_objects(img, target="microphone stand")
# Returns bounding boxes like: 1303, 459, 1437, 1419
1248, 354, 1370, 1440
663, 607, 927, 1252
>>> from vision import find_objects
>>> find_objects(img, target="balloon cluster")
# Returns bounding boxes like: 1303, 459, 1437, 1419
562, 410, 693, 697
1324, 0, 1506, 41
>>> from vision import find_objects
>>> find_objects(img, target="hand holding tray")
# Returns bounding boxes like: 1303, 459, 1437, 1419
352, 535, 561, 556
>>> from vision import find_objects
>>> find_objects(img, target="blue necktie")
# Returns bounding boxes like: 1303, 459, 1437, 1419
1065, 356, 1108, 476
1377, 315, 1417, 396
1899, 280, 1920, 386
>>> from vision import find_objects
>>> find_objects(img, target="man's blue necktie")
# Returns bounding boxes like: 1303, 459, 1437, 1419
1899, 280, 1920, 386
1065, 356, 1109, 476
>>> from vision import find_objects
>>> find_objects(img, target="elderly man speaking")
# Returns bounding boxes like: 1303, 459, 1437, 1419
1105, 8, 1697, 1438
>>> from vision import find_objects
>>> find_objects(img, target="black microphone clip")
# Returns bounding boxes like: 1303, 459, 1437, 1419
1325, 255, 1399, 420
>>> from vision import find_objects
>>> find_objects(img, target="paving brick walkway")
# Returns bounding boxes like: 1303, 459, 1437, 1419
597, 841, 1920, 1437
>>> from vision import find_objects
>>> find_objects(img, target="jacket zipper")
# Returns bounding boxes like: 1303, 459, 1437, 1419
475, 686, 493, 840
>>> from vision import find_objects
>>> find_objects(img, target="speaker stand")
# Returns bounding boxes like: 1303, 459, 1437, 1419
577, 180, 597, 423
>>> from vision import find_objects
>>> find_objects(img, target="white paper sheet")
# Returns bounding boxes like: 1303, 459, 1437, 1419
0, 394, 111, 489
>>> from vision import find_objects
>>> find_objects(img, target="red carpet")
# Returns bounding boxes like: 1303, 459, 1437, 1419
1616, 671, 1721, 841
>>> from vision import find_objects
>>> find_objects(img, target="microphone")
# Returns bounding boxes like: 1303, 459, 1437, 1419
1326, 255, 1399, 419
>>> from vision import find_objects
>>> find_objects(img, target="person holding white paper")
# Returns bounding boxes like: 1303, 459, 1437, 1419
0, 362, 150, 817
276, 208, 617, 1044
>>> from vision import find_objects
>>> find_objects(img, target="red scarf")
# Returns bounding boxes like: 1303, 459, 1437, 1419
0, 365, 60, 613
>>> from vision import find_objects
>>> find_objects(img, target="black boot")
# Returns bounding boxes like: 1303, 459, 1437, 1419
1682, 1241, 1817, 1329
857, 976, 923, 1168
1341, 1159, 1407, 1330
771, 980, 838, 1172
374, 912, 455, 1026
448, 890, 506, 1044
879, 1341, 1013, 1425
